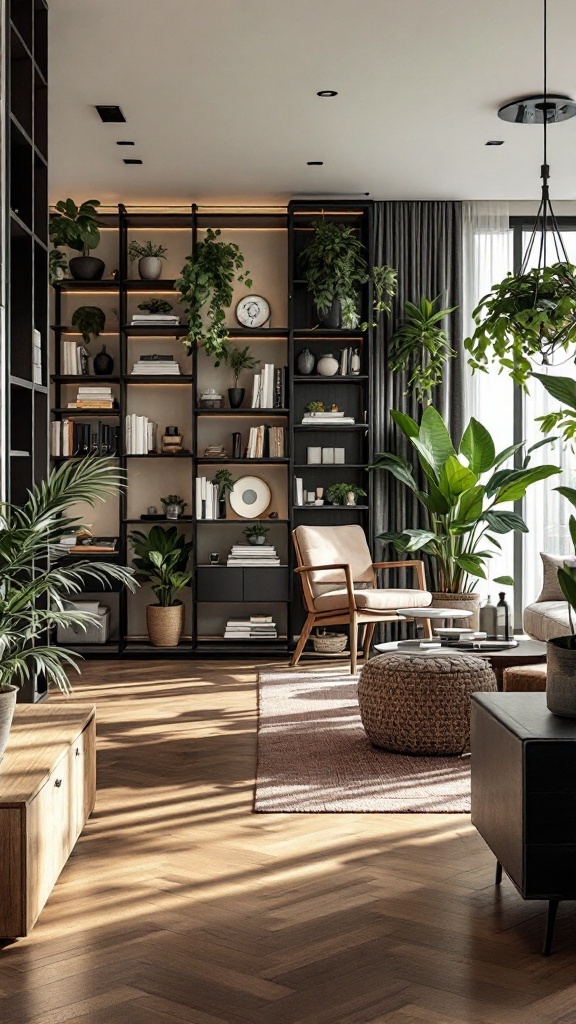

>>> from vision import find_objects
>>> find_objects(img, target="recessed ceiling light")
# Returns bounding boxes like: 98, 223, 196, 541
307, 161, 324, 166
95, 105, 126, 123
317, 90, 338, 97
486, 140, 505, 146
123, 158, 142, 165
116, 140, 135, 146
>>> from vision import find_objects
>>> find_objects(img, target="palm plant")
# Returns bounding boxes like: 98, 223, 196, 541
388, 295, 458, 406
0, 458, 136, 693
222, 345, 260, 385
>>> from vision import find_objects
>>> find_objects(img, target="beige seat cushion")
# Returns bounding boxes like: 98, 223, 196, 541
294, 524, 374, 597
523, 600, 571, 641
314, 588, 433, 613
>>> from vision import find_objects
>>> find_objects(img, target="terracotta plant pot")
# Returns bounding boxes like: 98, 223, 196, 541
430, 592, 481, 631
546, 636, 576, 717
0, 686, 17, 763
146, 601, 184, 647
69, 256, 105, 281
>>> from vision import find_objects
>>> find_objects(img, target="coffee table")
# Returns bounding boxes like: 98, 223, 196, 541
375, 638, 547, 691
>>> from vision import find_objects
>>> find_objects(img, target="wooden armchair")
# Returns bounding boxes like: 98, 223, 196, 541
291, 524, 432, 673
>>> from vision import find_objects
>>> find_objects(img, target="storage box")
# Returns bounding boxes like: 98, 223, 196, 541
57, 603, 110, 645
334, 448, 346, 464
307, 447, 321, 464
322, 447, 334, 464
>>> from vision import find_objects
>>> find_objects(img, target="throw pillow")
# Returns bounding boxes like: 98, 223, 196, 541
537, 553, 569, 602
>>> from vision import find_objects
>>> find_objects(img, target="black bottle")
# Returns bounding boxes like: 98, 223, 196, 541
496, 592, 511, 640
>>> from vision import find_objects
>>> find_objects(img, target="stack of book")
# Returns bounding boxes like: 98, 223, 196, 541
224, 616, 278, 640
125, 414, 156, 454
203, 443, 227, 459
131, 355, 181, 376
51, 420, 119, 458
251, 365, 286, 409
301, 410, 355, 425
131, 312, 181, 327
61, 340, 89, 375
195, 477, 220, 519
68, 386, 115, 410
226, 544, 280, 566
53, 535, 118, 557
246, 424, 285, 458
338, 348, 361, 375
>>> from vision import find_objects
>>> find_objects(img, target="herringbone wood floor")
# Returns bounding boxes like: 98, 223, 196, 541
1, 659, 575, 1024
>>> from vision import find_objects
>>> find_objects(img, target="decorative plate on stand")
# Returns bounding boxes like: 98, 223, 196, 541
229, 476, 271, 519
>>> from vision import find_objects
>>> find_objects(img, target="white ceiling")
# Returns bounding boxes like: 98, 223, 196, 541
48, 0, 576, 205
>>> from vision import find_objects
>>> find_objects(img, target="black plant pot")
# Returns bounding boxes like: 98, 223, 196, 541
316, 298, 341, 329
93, 345, 114, 375
69, 256, 105, 281
228, 387, 245, 409
218, 496, 227, 520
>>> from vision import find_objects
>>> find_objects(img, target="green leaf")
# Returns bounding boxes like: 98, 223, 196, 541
570, 515, 576, 551
401, 529, 438, 551
532, 373, 576, 411
493, 465, 561, 504
390, 409, 419, 440
555, 486, 576, 511
417, 406, 456, 472
369, 452, 418, 493
438, 456, 478, 500
456, 485, 485, 525
492, 442, 524, 469
483, 510, 528, 534
494, 575, 514, 586
558, 566, 576, 613
459, 418, 496, 473
455, 554, 487, 579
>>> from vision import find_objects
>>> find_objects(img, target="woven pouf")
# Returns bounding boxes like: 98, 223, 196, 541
503, 662, 547, 692
358, 652, 497, 755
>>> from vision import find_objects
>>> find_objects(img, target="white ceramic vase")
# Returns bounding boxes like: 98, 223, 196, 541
317, 353, 339, 377
138, 257, 163, 281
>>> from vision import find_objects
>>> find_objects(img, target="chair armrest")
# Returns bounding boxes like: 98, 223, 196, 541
372, 559, 428, 592
294, 563, 356, 613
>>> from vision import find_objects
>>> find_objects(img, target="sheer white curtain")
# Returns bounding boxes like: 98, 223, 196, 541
462, 203, 514, 605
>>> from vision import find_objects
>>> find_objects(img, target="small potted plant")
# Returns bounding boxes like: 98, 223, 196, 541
137, 297, 174, 315
71, 305, 106, 344
213, 469, 235, 519
326, 483, 367, 507
388, 295, 458, 406
299, 220, 368, 328
49, 198, 104, 280
160, 494, 187, 520
49, 249, 68, 285
128, 240, 168, 281
175, 228, 252, 360
222, 345, 260, 408
129, 525, 193, 647
306, 400, 325, 414
243, 522, 269, 546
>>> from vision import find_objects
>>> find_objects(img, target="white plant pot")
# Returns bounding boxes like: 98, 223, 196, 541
138, 257, 163, 281
0, 686, 17, 763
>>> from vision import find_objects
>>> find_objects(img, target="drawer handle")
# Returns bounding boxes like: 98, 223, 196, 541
54, 779, 62, 788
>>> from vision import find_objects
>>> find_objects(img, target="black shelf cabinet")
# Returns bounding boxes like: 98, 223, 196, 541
48, 200, 374, 659
2, 0, 49, 702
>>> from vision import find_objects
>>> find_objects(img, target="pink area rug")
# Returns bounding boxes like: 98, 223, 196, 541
255, 670, 471, 813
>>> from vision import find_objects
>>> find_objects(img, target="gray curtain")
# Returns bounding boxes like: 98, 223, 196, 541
369, 201, 464, 597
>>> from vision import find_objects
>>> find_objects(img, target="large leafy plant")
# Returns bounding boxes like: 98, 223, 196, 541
299, 220, 368, 328
553, 485, 576, 645
175, 228, 252, 360
0, 458, 136, 692
129, 526, 192, 606
389, 295, 457, 405
49, 198, 101, 256
71, 305, 106, 343
464, 262, 576, 390
370, 407, 561, 593
533, 372, 576, 445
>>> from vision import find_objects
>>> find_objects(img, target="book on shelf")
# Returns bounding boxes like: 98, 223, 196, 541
227, 544, 280, 566
294, 477, 304, 506
130, 315, 181, 325
195, 477, 219, 520
125, 414, 156, 455
61, 341, 90, 376
245, 424, 286, 459
301, 416, 355, 425
251, 364, 285, 409
224, 615, 278, 639
131, 358, 181, 375
54, 536, 118, 555
52, 420, 119, 458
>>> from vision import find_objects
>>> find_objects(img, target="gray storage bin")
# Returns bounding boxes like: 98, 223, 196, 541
57, 603, 111, 645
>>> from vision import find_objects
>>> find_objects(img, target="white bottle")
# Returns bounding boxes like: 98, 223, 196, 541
479, 595, 497, 638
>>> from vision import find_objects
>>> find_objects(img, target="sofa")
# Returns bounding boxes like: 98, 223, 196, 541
523, 553, 575, 641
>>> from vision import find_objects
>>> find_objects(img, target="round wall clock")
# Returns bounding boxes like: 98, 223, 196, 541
235, 295, 271, 329
229, 476, 271, 519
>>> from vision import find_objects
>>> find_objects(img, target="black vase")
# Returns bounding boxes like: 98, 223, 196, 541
316, 298, 341, 329
69, 256, 105, 281
228, 387, 245, 409
218, 496, 227, 520
93, 345, 114, 375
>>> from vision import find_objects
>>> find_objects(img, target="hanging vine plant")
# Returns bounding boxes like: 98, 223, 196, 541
175, 228, 252, 361
464, 262, 576, 390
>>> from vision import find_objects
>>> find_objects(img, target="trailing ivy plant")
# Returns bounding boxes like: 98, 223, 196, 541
71, 305, 106, 343
464, 262, 576, 390
360, 264, 398, 330
299, 220, 368, 328
175, 228, 252, 360
533, 372, 576, 445
388, 295, 457, 405
49, 249, 68, 285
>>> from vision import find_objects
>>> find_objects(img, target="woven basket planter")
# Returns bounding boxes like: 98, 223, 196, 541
430, 592, 481, 631
146, 601, 184, 647
358, 652, 496, 755
312, 632, 348, 654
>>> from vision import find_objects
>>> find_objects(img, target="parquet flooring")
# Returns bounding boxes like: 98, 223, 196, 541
1, 658, 575, 1024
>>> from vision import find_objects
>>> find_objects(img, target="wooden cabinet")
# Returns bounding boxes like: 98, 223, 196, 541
0, 704, 96, 938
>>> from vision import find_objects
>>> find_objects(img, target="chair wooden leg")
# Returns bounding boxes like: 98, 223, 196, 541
290, 615, 316, 667
421, 616, 433, 640
363, 622, 376, 661
350, 612, 358, 674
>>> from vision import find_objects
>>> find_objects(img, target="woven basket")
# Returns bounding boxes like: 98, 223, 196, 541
312, 631, 348, 654
146, 601, 184, 647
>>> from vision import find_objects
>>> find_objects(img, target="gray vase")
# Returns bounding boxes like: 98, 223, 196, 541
316, 299, 341, 329
546, 637, 576, 717
297, 349, 315, 375
0, 686, 17, 763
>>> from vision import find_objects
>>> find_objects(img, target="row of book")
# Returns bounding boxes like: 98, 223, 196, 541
125, 414, 155, 455
51, 420, 119, 458
224, 616, 277, 639
195, 477, 220, 520
131, 354, 181, 376
246, 425, 286, 459
251, 365, 286, 409
61, 341, 89, 376
67, 386, 116, 410
130, 313, 181, 326
301, 410, 355, 425
227, 545, 280, 567
338, 347, 361, 376
53, 535, 118, 556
